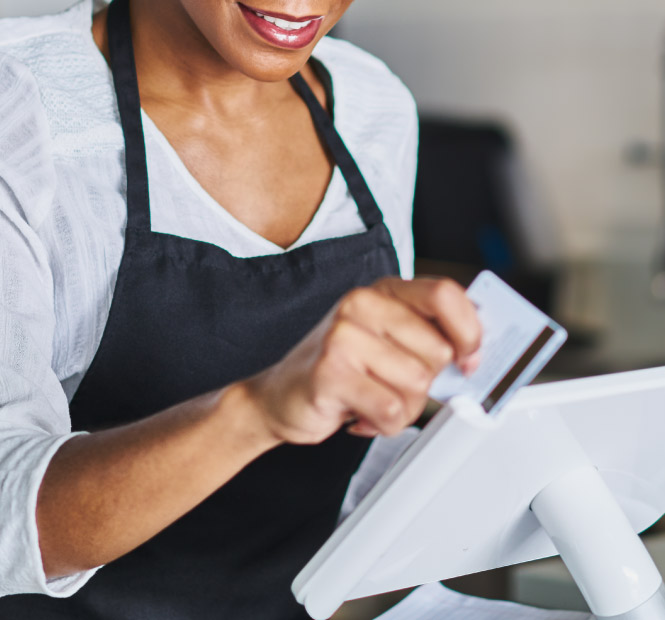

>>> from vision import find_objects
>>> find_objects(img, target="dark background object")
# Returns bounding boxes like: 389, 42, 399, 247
413, 116, 556, 315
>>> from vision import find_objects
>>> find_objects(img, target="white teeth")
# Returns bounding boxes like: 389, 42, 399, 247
255, 11, 315, 31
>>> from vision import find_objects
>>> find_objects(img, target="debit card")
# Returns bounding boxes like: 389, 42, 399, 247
428, 271, 567, 414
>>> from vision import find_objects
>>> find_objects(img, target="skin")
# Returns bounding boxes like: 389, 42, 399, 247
36, 0, 482, 579
93, 0, 343, 248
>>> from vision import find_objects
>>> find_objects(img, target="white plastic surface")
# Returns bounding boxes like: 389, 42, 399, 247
293, 366, 665, 618
293, 396, 498, 620
598, 583, 665, 620
531, 466, 662, 617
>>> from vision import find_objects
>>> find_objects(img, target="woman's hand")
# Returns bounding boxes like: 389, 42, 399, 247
244, 277, 482, 445
36, 277, 480, 578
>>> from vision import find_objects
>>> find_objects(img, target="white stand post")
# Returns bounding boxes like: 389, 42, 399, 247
531, 466, 665, 619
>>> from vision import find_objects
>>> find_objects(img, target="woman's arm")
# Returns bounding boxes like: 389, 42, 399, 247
37, 382, 279, 578
37, 276, 480, 579
0, 57, 480, 588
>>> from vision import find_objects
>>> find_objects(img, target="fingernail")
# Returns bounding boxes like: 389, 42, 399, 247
346, 423, 379, 438
459, 351, 481, 376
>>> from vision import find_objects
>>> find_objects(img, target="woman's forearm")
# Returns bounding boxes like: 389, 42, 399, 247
36, 278, 481, 580
36, 383, 279, 579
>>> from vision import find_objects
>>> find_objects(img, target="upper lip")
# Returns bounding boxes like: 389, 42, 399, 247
239, 3, 324, 22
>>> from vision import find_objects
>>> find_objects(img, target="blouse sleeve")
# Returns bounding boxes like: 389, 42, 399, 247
392, 96, 418, 280
0, 52, 100, 598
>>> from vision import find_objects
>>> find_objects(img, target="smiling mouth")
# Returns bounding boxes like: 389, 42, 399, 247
238, 3, 325, 49
240, 3, 324, 32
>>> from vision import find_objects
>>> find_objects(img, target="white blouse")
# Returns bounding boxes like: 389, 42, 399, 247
0, 0, 418, 598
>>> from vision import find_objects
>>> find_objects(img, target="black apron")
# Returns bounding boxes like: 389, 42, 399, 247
1, 0, 400, 617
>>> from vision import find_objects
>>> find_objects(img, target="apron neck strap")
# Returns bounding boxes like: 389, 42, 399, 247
106, 0, 384, 232
289, 70, 383, 228
107, 0, 150, 231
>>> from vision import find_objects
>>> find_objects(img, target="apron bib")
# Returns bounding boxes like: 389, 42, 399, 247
2, 0, 401, 617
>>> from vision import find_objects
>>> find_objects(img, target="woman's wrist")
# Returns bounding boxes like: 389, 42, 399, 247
214, 380, 285, 455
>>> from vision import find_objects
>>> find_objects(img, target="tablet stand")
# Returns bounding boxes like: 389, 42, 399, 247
293, 367, 665, 619
532, 465, 665, 618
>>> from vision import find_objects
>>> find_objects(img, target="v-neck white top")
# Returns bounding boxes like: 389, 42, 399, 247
0, 0, 418, 598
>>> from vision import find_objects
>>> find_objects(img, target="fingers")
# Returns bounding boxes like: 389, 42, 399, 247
336, 287, 455, 375
317, 319, 432, 433
252, 276, 482, 446
315, 362, 418, 439
320, 277, 482, 437
374, 277, 482, 362
337, 372, 410, 438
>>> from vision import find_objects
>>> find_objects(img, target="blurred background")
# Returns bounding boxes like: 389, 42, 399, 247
337, 0, 665, 380
2, 0, 665, 616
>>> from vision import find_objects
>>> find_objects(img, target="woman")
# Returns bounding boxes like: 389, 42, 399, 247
0, 0, 480, 617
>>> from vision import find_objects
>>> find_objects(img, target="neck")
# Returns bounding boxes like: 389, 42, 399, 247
92, 0, 294, 119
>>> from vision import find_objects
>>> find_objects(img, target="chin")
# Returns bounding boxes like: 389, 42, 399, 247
231, 48, 314, 82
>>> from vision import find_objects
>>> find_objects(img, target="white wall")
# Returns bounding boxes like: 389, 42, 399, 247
4, 0, 665, 261
342, 0, 665, 261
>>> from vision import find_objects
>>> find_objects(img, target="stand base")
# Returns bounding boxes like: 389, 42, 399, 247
598, 584, 665, 620
531, 466, 664, 618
